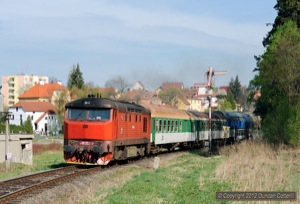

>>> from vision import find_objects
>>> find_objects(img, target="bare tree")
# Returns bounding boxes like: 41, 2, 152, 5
105, 76, 130, 94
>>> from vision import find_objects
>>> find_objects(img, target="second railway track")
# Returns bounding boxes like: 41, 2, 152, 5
0, 165, 104, 204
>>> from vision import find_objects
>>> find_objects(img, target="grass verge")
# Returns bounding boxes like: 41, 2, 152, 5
0, 143, 66, 180
82, 152, 231, 204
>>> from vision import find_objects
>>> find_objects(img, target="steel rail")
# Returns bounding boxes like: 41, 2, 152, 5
0, 165, 102, 203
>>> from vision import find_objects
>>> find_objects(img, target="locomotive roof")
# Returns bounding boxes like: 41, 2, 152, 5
241, 113, 254, 123
142, 104, 192, 119
65, 97, 151, 114
211, 111, 227, 120
215, 111, 254, 123
188, 110, 227, 121
187, 110, 208, 120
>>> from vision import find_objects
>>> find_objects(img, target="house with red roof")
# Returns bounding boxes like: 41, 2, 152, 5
9, 101, 56, 135
18, 81, 69, 105
8, 81, 70, 135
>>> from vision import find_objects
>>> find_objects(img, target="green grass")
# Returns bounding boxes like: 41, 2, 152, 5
104, 152, 231, 204
0, 143, 67, 181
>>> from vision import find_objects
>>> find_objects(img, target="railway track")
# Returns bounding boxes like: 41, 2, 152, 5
0, 149, 200, 204
0, 165, 103, 204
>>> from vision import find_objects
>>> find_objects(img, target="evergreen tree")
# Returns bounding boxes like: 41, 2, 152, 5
251, 21, 300, 146
226, 90, 236, 110
24, 115, 33, 134
263, 0, 300, 47
229, 75, 241, 103
67, 63, 84, 89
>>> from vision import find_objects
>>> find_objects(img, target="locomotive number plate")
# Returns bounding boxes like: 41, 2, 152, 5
79, 141, 94, 146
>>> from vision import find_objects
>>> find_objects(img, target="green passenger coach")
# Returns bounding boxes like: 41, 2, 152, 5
142, 104, 198, 152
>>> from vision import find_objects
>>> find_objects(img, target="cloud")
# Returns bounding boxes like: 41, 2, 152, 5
0, 0, 267, 53
0, 0, 275, 89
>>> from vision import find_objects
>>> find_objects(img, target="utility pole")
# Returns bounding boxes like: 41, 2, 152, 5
206, 67, 227, 154
1, 111, 13, 172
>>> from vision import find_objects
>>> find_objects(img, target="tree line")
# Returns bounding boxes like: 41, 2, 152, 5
250, 0, 300, 147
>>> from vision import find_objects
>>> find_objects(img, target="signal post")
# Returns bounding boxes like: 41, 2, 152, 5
206, 67, 227, 154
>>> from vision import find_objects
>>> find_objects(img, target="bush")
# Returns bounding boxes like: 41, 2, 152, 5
262, 99, 289, 145
287, 100, 300, 147
0, 123, 27, 134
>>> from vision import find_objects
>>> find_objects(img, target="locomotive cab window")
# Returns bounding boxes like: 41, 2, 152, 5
88, 109, 110, 121
66, 108, 110, 121
66, 109, 87, 120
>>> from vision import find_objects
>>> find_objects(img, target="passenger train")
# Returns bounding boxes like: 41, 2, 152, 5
63, 96, 253, 165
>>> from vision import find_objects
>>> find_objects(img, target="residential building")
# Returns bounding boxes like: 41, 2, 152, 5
9, 101, 57, 135
1, 74, 49, 107
156, 82, 184, 94
187, 83, 218, 112
0, 85, 3, 112
217, 86, 230, 96
18, 81, 69, 105
8, 81, 70, 134
130, 81, 148, 92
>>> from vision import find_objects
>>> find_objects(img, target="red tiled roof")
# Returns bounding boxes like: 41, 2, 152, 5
19, 83, 67, 99
161, 82, 184, 90
99, 87, 116, 94
219, 86, 230, 91
193, 83, 207, 87
13, 101, 56, 113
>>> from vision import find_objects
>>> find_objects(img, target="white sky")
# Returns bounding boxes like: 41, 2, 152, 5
0, 0, 277, 90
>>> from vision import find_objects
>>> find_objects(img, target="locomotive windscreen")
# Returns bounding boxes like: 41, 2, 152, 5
66, 108, 111, 121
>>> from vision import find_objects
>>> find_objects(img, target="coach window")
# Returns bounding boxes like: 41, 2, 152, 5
155, 119, 159, 131
201, 122, 206, 131
139, 115, 142, 122
167, 120, 170, 132
129, 114, 132, 122
163, 120, 167, 132
171, 121, 174, 132
159, 120, 162, 132
179, 121, 182, 132
136, 115, 138, 122
175, 121, 178, 132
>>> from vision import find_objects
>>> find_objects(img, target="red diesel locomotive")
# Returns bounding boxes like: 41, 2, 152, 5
64, 96, 151, 165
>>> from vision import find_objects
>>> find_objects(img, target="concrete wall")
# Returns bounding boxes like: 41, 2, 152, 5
0, 134, 34, 165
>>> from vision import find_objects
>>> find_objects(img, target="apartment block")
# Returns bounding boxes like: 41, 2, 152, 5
1, 74, 49, 107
